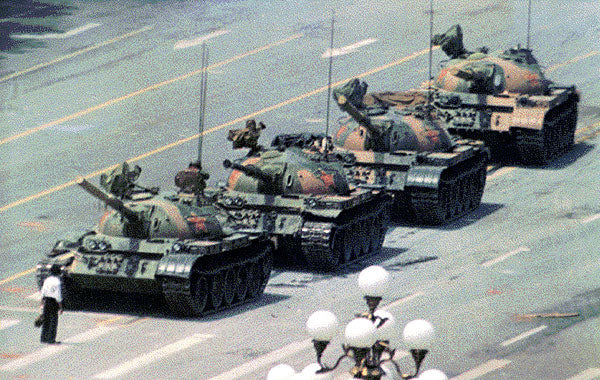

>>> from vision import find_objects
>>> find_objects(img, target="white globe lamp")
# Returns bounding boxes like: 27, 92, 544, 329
373, 309, 396, 342
418, 369, 448, 380
267, 364, 296, 380
344, 318, 377, 348
306, 310, 339, 342
403, 319, 434, 349
358, 265, 390, 297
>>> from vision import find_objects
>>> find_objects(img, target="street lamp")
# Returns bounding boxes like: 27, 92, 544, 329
267, 265, 446, 379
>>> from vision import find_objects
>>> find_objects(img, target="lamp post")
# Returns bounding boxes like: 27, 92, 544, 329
267, 265, 446, 380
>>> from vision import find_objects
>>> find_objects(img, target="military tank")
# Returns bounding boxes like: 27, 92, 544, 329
36, 163, 273, 317
216, 122, 391, 271
314, 79, 488, 225
392, 24, 579, 164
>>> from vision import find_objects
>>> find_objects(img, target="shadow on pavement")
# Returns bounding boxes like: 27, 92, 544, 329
390, 202, 504, 231
0, 1, 75, 54
65, 290, 289, 321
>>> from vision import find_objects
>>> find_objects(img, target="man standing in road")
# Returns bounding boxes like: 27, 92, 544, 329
40, 264, 63, 344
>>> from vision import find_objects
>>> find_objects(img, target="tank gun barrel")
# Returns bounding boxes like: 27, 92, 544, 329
78, 178, 140, 223
336, 95, 381, 136
223, 160, 272, 183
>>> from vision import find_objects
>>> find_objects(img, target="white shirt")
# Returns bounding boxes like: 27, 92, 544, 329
41, 276, 62, 303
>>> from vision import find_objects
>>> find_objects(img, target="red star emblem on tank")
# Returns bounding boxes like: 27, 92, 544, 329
318, 170, 335, 188
426, 129, 440, 144
186, 216, 207, 232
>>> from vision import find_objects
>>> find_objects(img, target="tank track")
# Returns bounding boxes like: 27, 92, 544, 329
160, 241, 272, 317
513, 95, 578, 165
403, 151, 487, 225
300, 198, 388, 271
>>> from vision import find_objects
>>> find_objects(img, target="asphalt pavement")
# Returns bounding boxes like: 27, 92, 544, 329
0, 0, 599, 379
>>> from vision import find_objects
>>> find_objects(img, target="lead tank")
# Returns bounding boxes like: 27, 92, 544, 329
325, 80, 488, 225
217, 124, 391, 271
389, 24, 579, 164
36, 163, 273, 316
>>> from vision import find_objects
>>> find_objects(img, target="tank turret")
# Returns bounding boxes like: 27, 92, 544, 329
432, 24, 549, 95
333, 87, 453, 153
223, 149, 350, 197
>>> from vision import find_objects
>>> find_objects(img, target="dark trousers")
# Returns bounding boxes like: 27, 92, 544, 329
40, 297, 59, 343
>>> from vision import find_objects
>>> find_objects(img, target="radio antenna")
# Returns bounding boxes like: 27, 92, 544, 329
197, 43, 209, 167
427, 0, 434, 109
526, 0, 532, 49
324, 11, 335, 139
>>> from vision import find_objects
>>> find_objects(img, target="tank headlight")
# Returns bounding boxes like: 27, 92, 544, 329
172, 242, 183, 252
86, 240, 99, 250
494, 72, 502, 87
306, 198, 318, 208
98, 241, 109, 251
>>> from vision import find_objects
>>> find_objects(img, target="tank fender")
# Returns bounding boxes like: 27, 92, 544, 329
406, 166, 446, 189
156, 254, 199, 279
303, 208, 344, 219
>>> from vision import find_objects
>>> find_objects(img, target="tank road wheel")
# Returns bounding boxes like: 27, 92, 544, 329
209, 271, 226, 310
234, 266, 248, 302
223, 268, 236, 307
190, 274, 209, 315
245, 263, 261, 299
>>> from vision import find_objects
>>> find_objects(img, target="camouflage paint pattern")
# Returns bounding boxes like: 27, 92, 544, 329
432, 24, 549, 95
226, 148, 350, 196
435, 51, 547, 95
333, 94, 453, 153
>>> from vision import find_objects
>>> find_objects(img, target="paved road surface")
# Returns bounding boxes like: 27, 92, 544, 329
0, 0, 599, 379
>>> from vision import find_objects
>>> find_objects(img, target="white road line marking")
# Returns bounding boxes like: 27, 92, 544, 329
0, 305, 121, 319
27, 291, 42, 301
581, 214, 600, 224
500, 325, 547, 347
0, 319, 20, 330
0, 326, 117, 371
566, 368, 600, 380
207, 339, 313, 380
322, 38, 378, 58
174, 29, 229, 50
305, 118, 325, 123
93, 333, 213, 379
383, 291, 425, 310
482, 247, 530, 267
450, 359, 511, 380
11, 23, 101, 39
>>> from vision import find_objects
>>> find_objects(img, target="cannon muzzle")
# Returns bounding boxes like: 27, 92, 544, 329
223, 160, 272, 183
78, 178, 140, 223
